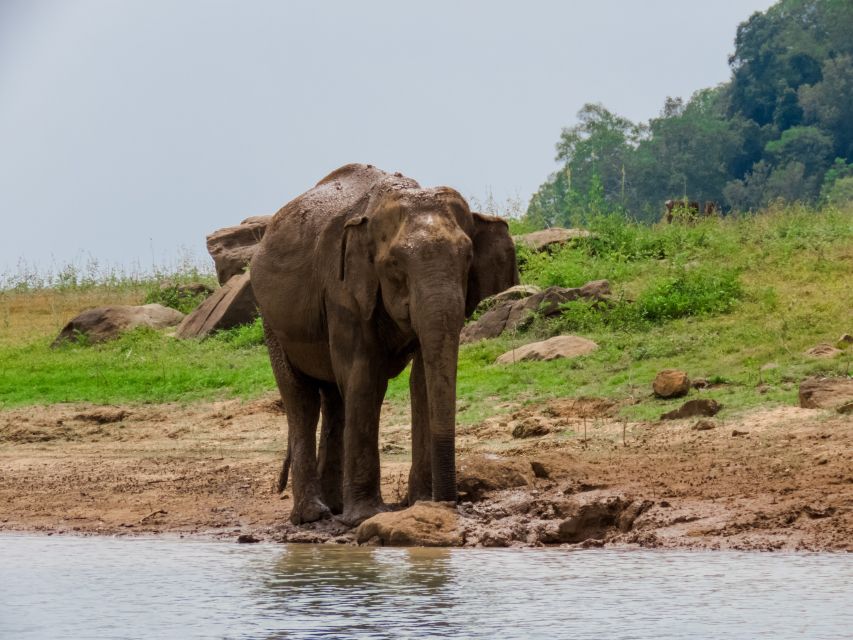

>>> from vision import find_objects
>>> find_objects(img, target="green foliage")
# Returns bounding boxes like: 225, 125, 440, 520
144, 284, 209, 315
631, 267, 742, 323
213, 317, 266, 348
1, 206, 851, 428
524, 0, 853, 226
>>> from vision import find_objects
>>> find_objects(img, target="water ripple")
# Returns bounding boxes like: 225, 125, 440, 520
0, 536, 850, 639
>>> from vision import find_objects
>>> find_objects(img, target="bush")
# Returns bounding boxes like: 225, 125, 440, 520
213, 317, 266, 348
633, 266, 742, 322
144, 284, 209, 315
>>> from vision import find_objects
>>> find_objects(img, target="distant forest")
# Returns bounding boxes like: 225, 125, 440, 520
526, 0, 853, 225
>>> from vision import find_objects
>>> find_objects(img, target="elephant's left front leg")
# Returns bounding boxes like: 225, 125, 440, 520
339, 360, 389, 526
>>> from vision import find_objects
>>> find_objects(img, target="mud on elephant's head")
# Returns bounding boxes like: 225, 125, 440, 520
340, 184, 519, 332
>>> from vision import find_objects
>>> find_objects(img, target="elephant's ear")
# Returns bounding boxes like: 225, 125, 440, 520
340, 215, 379, 322
465, 212, 520, 317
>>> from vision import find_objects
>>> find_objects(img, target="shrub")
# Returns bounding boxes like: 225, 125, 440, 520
213, 317, 266, 348
632, 266, 742, 322
144, 284, 209, 315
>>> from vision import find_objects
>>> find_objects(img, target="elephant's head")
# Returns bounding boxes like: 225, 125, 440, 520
340, 185, 518, 501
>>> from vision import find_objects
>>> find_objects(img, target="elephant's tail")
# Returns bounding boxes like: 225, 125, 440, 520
276, 448, 291, 493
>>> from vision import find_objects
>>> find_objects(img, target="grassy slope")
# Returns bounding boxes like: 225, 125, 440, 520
1, 205, 851, 421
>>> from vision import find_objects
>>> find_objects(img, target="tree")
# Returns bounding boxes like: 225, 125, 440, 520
799, 54, 853, 160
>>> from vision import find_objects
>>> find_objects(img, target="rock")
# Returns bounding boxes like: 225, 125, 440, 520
512, 418, 551, 439
514, 228, 593, 252
530, 460, 550, 479
798, 377, 853, 410
461, 302, 515, 343
456, 454, 534, 501
175, 272, 258, 338
805, 343, 842, 358
691, 377, 710, 389
496, 335, 599, 364
355, 502, 461, 547
236, 534, 260, 544
653, 369, 691, 398
555, 496, 640, 543
461, 281, 610, 343
206, 215, 271, 285
52, 304, 184, 347
158, 281, 214, 297
692, 419, 717, 431
660, 399, 722, 420
73, 409, 129, 424
487, 284, 541, 306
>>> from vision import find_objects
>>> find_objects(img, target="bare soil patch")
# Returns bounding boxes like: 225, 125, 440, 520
1, 396, 850, 550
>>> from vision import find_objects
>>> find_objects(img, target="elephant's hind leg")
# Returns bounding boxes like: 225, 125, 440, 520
264, 323, 330, 525
318, 386, 344, 514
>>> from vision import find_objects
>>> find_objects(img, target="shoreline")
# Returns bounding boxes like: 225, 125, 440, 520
1, 394, 850, 552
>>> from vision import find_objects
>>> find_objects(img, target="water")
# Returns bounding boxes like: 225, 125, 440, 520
0, 536, 850, 639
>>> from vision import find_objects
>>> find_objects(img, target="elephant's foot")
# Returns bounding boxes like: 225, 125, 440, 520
341, 499, 388, 526
289, 496, 332, 525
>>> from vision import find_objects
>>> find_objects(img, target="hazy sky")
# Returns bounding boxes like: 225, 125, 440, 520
0, 0, 776, 273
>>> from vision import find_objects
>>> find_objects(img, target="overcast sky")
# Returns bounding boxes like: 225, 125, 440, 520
0, 0, 776, 274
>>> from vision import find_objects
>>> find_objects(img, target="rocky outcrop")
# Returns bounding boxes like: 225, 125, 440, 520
356, 502, 461, 546
456, 454, 534, 501
52, 304, 184, 347
660, 399, 722, 420
805, 343, 843, 358
514, 228, 592, 252
206, 215, 271, 285
496, 335, 598, 364
799, 377, 853, 411
461, 280, 610, 343
175, 272, 257, 339
653, 369, 691, 398
540, 495, 651, 544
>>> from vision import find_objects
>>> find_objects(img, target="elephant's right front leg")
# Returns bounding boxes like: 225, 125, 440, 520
339, 362, 388, 526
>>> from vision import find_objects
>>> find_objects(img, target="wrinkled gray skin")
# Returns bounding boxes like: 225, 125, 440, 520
251, 164, 518, 525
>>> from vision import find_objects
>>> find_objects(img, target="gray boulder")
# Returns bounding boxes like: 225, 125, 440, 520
496, 335, 599, 364
52, 304, 184, 347
514, 227, 593, 252
175, 272, 258, 339
461, 280, 610, 343
206, 215, 271, 285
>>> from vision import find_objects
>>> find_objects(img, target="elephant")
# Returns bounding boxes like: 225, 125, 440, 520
250, 163, 519, 525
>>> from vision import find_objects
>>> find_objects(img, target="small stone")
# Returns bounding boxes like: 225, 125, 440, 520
511, 418, 551, 439
691, 378, 710, 389
530, 460, 550, 479
692, 419, 716, 431
653, 370, 691, 398
805, 344, 842, 358
660, 399, 721, 420
236, 534, 260, 543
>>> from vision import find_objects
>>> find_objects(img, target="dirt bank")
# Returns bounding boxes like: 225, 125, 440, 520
1, 395, 850, 551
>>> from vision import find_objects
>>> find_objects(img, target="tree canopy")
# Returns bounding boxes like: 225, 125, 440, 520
526, 0, 853, 225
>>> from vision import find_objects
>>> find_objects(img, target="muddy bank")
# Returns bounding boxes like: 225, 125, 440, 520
1, 395, 850, 551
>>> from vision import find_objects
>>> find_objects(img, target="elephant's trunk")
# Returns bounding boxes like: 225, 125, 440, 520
414, 290, 464, 503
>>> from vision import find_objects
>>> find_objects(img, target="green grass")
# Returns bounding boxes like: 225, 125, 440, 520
1, 204, 852, 422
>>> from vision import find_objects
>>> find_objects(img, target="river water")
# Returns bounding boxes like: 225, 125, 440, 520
0, 536, 850, 639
